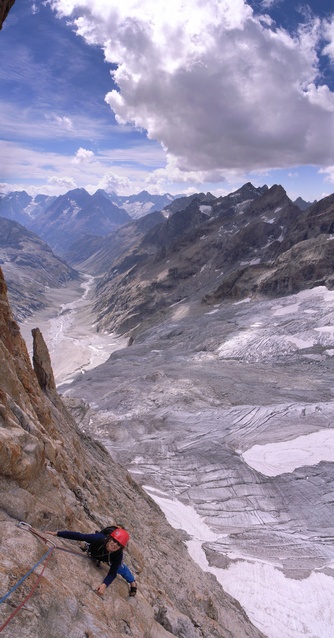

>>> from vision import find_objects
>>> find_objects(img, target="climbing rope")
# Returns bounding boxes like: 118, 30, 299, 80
0, 548, 55, 633
17, 522, 88, 558
0, 547, 54, 605
0, 522, 92, 634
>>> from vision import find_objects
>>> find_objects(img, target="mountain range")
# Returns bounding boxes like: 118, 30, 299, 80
64, 182, 328, 338
0, 187, 312, 258
0, 182, 324, 327
0, 188, 178, 254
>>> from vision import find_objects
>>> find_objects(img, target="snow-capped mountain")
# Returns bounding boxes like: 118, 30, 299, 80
29, 188, 132, 253
0, 188, 181, 255
0, 191, 56, 223
102, 189, 177, 219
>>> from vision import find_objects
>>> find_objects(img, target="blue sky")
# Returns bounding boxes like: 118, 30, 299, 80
1, 0, 334, 201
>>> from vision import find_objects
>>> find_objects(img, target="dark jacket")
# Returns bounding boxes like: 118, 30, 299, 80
57, 530, 123, 587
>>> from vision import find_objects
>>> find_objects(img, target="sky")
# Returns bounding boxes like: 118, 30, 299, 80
0, 0, 334, 201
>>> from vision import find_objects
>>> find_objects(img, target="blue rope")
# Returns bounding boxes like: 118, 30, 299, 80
0, 547, 53, 604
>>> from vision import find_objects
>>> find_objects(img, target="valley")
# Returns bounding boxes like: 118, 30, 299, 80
20, 274, 127, 386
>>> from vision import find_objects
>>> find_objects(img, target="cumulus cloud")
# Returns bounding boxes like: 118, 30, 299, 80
47, 175, 77, 188
49, 0, 334, 176
98, 171, 131, 193
72, 147, 95, 164
146, 154, 229, 189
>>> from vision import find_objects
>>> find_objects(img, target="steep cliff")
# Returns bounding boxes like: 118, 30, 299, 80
0, 267, 265, 637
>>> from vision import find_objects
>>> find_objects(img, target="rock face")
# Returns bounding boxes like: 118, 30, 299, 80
64, 210, 166, 275
0, 216, 80, 320
32, 327, 57, 398
0, 265, 264, 637
204, 192, 334, 304
0, 0, 15, 28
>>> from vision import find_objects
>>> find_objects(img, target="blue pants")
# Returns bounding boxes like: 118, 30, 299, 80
117, 562, 135, 583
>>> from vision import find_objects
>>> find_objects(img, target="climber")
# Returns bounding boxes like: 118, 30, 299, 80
46, 527, 137, 597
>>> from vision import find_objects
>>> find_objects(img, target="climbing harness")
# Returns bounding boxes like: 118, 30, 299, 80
0, 522, 92, 634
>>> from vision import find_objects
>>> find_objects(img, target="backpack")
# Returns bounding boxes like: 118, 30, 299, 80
87, 526, 118, 563
100, 526, 117, 536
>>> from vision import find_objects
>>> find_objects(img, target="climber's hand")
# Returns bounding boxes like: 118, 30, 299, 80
95, 583, 107, 597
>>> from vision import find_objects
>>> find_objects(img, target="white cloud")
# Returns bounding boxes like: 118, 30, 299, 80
260, 0, 279, 8
49, 0, 334, 176
97, 171, 131, 193
323, 17, 334, 62
72, 147, 95, 164
0, 183, 15, 195
319, 166, 334, 184
303, 82, 334, 112
146, 154, 229, 188
48, 114, 74, 131
47, 175, 77, 188
147, 155, 206, 187
0, 138, 166, 195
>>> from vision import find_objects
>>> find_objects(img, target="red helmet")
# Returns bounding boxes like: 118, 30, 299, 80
110, 528, 130, 547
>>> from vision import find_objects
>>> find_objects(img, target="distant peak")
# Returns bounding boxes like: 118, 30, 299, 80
67, 187, 90, 195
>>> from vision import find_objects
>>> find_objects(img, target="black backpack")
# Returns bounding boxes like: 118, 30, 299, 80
87, 526, 118, 563
100, 526, 117, 536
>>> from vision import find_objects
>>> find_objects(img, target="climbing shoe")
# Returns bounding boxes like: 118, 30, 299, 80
129, 583, 137, 597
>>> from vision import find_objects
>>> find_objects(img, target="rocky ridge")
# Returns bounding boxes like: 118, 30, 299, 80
0, 265, 265, 637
